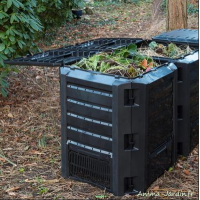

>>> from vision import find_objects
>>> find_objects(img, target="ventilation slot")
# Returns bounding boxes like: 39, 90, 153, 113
69, 150, 111, 189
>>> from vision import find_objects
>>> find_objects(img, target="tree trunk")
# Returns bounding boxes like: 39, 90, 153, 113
167, 0, 187, 31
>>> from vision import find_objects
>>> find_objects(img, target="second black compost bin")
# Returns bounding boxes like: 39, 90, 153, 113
152, 29, 199, 156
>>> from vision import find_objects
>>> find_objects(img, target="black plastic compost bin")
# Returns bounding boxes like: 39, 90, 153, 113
152, 29, 199, 156
60, 61, 177, 196
4, 37, 178, 196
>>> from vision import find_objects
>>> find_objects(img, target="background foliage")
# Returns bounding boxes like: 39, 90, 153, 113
0, 0, 43, 97
0, 0, 85, 97
36, 0, 85, 35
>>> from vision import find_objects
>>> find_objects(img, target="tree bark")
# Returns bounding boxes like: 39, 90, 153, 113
167, 0, 187, 31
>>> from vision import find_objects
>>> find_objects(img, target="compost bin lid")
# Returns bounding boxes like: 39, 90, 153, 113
152, 29, 199, 46
4, 38, 143, 66
4, 50, 97, 66
76, 38, 143, 50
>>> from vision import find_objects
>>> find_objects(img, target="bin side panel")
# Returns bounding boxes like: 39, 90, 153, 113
60, 67, 133, 192
190, 61, 199, 151
147, 140, 173, 187
147, 73, 175, 153
154, 52, 198, 156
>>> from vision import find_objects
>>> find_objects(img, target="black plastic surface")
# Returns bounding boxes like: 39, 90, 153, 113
153, 51, 199, 156
153, 29, 199, 47
60, 62, 177, 196
76, 38, 143, 50
4, 50, 97, 66
136, 39, 199, 157
147, 140, 173, 187
4, 38, 142, 66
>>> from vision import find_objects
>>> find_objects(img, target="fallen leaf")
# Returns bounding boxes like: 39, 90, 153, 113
24, 146, 29, 151
36, 75, 42, 80
193, 150, 198, 154
28, 150, 44, 155
168, 167, 173, 172
177, 163, 183, 169
8, 192, 17, 196
0, 157, 6, 162
152, 186, 159, 190
1, 105, 10, 113
183, 169, 190, 175
43, 179, 60, 184
24, 179, 37, 183
7, 113, 13, 118
6, 186, 20, 192
25, 179, 59, 183
19, 194, 33, 199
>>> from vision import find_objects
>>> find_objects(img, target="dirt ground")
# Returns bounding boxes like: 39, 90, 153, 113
0, 0, 199, 199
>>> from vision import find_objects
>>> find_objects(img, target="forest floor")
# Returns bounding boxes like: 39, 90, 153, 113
0, 0, 199, 199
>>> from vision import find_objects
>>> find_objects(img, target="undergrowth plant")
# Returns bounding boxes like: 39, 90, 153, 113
0, 0, 43, 97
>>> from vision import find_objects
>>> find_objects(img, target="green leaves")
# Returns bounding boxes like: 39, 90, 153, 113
0, 43, 5, 52
10, 14, 19, 23
0, 0, 43, 97
36, 0, 84, 36
29, 19, 40, 31
148, 41, 191, 58
127, 43, 137, 54
12, 0, 25, 9
7, 0, 13, 9
168, 167, 173, 172
0, 71, 9, 97
149, 41, 158, 49
95, 194, 107, 199
76, 44, 156, 78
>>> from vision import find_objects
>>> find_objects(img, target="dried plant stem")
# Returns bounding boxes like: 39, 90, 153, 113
0, 153, 17, 167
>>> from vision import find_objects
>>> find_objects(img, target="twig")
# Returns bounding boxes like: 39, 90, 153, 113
0, 153, 17, 167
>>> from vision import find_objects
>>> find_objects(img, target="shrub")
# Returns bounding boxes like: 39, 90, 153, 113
36, 0, 85, 36
0, 0, 43, 97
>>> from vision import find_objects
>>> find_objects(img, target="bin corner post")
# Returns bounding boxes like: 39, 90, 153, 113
60, 68, 70, 178
172, 65, 178, 163
112, 80, 132, 196
175, 61, 191, 157
189, 58, 199, 152
131, 82, 147, 193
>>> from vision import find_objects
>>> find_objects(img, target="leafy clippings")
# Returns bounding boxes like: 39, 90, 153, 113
138, 41, 193, 59
75, 44, 157, 78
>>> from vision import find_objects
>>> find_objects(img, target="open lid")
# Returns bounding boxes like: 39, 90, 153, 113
4, 38, 143, 66
75, 38, 143, 50
4, 50, 98, 67
152, 29, 199, 47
